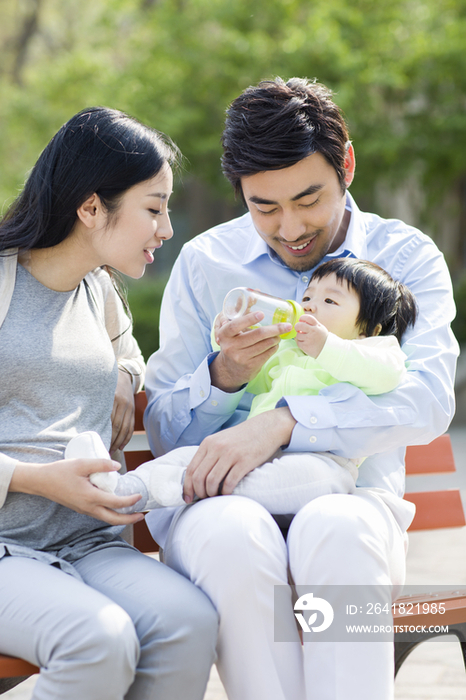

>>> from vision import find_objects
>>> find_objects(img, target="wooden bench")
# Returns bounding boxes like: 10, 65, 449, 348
1, 395, 464, 692
394, 433, 466, 674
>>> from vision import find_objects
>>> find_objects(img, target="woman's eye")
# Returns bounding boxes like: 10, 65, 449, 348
149, 209, 162, 216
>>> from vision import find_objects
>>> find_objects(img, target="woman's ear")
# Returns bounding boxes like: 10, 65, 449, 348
76, 193, 105, 229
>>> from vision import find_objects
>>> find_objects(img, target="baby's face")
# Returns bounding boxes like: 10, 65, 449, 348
301, 272, 365, 339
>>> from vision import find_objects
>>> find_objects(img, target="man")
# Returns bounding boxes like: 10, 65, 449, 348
144, 77, 458, 700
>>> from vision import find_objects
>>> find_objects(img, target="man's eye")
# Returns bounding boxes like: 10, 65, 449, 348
300, 197, 321, 209
257, 208, 277, 215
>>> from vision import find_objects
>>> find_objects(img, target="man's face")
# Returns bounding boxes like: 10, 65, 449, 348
241, 149, 355, 272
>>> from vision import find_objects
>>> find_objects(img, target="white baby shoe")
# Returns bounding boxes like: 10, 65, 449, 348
65, 431, 120, 493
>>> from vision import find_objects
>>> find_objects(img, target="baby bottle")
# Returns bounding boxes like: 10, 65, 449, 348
223, 287, 304, 339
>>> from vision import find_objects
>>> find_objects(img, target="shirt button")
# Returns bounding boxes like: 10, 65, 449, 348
199, 389, 205, 398
310, 436, 317, 443
211, 400, 218, 407
302, 275, 309, 284
310, 416, 317, 424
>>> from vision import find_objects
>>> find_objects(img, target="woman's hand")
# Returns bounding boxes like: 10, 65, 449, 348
10, 458, 145, 526
110, 368, 135, 453
183, 406, 297, 502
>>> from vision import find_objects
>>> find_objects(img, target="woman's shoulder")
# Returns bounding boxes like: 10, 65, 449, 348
84, 266, 113, 298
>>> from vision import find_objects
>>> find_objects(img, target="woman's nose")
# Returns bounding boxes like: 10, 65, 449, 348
158, 212, 174, 241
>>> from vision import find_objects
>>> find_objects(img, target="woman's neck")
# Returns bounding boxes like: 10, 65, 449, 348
18, 238, 98, 292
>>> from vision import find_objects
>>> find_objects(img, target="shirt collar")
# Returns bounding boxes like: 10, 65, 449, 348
242, 218, 271, 265
329, 191, 368, 260
241, 191, 367, 268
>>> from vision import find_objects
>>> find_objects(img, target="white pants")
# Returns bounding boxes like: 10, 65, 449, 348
162, 491, 407, 700
0, 546, 218, 700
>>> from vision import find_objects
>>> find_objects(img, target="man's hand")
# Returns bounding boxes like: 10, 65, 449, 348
110, 369, 135, 453
209, 312, 292, 392
183, 407, 297, 502
294, 314, 329, 358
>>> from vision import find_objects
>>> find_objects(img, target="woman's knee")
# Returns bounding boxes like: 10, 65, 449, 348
53, 602, 139, 676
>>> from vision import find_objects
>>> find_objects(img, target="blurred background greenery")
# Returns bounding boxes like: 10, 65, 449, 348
1, 0, 466, 362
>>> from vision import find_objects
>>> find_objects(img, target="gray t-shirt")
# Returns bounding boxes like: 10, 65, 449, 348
0, 264, 131, 575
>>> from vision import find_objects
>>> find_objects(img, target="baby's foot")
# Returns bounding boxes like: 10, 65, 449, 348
66, 431, 189, 512
65, 431, 120, 493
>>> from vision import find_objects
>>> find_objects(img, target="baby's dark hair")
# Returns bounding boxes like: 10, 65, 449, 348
310, 258, 418, 343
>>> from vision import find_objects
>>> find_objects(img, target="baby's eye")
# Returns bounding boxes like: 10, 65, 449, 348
302, 296, 310, 303
324, 298, 336, 305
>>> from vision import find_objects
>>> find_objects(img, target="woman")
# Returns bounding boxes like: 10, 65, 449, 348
0, 107, 218, 700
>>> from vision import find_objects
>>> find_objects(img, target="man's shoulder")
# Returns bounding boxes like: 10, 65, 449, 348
362, 207, 434, 248
360, 207, 441, 273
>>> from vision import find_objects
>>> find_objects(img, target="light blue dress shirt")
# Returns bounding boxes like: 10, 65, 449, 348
144, 193, 458, 516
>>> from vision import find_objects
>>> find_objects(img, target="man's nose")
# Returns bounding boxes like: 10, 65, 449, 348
278, 209, 306, 242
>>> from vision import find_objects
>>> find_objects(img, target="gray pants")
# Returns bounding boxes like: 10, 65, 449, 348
0, 546, 218, 700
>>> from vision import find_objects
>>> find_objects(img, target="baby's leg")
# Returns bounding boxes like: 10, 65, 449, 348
232, 451, 357, 515
65, 432, 195, 513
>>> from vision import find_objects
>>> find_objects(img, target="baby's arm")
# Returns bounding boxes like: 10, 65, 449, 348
316, 334, 408, 394
294, 315, 407, 394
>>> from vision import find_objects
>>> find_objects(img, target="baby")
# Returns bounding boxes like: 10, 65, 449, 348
67, 258, 417, 515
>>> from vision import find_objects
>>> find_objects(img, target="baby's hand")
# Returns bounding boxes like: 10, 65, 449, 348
294, 314, 328, 358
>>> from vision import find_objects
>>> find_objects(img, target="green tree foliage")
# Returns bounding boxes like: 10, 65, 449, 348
1, 0, 465, 344
2, 0, 466, 203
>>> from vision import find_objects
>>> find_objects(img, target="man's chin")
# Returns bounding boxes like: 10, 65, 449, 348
276, 251, 325, 273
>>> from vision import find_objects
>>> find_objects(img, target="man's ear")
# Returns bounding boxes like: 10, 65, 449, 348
76, 193, 105, 229
344, 143, 356, 189
372, 323, 382, 337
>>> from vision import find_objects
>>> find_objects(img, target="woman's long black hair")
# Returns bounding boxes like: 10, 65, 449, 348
0, 106, 181, 253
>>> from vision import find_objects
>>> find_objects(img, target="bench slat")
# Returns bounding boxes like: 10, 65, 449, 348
405, 489, 466, 530
394, 591, 466, 627
0, 656, 39, 678
405, 434, 456, 475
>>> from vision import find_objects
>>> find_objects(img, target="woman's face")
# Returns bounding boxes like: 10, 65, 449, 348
96, 164, 174, 279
